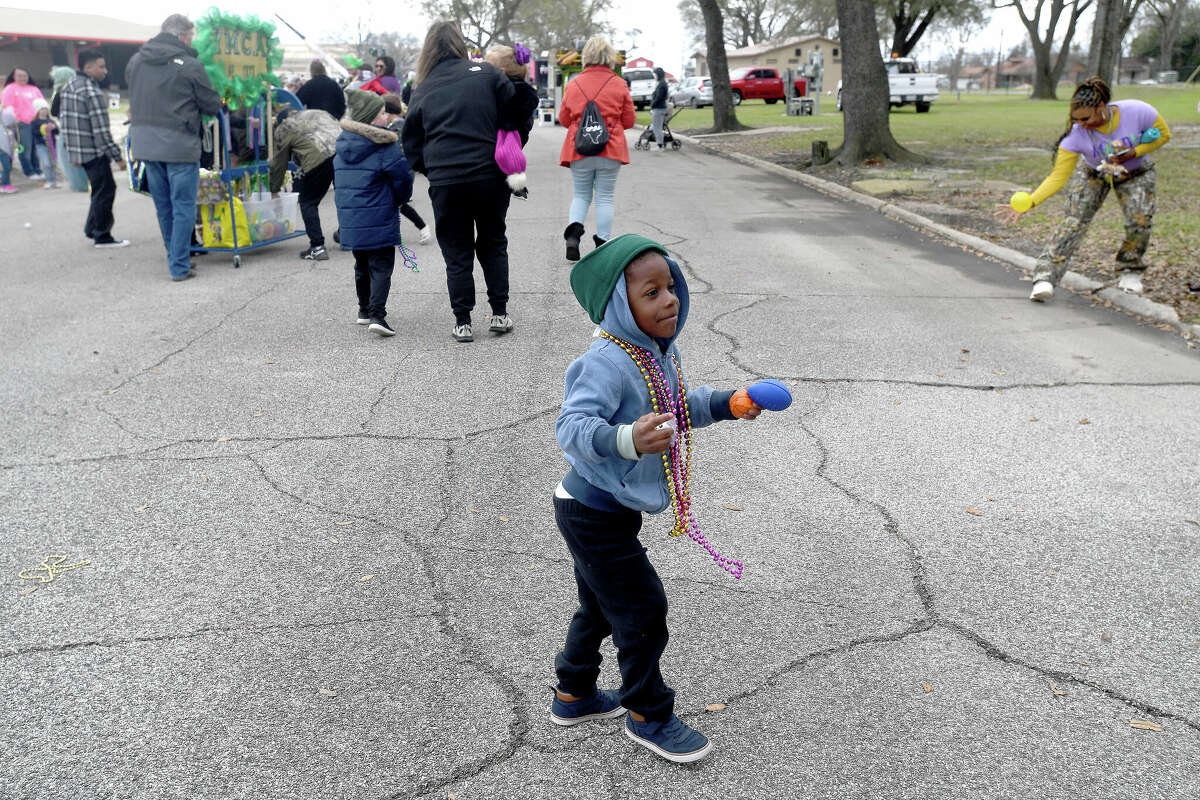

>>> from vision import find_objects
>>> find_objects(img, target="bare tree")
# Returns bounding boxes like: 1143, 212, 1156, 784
832, 0, 917, 164
679, 0, 839, 47
1088, 0, 1146, 83
357, 32, 423, 72
884, 0, 990, 58
696, 0, 747, 131
420, 0, 525, 48
1146, 0, 1190, 73
511, 0, 613, 54
996, 0, 1095, 98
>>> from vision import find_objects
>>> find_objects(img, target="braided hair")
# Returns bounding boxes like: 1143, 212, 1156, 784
1052, 76, 1112, 161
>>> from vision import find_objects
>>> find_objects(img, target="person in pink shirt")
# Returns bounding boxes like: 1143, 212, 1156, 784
1, 67, 46, 179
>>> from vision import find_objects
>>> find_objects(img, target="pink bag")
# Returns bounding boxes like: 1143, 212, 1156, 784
494, 129, 526, 175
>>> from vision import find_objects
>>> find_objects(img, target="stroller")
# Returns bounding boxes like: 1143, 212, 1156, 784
635, 106, 684, 151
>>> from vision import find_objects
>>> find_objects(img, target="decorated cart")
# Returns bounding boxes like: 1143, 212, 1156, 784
191, 9, 306, 268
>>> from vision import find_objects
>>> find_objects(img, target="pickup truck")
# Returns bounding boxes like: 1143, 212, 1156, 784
727, 67, 807, 105
623, 68, 657, 110
836, 58, 939, 112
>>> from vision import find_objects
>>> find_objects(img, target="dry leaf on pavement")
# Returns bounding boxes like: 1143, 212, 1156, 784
499, 516, 510, 522
920, 682, 933, 693
1079, 418, 1091, 425
705, 703, 726, 712
723, 504, 743, 511
335, 521, 353, 526
1129, 720, 1163, 731
360, 575, 374, 582
1049, 680, 1068, 697
318, 688, 338, 697
217, 436, 231, 442
966, 507, 982, 516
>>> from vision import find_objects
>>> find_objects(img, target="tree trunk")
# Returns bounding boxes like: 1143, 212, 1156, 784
697, 0, 745, 132
832, 0, 917, 165
1031, 41, 1058, 98
1158, 2, 1186, 74
1088, 0, 1122, 84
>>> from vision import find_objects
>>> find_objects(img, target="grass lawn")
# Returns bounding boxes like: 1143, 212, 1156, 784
642, 88, 1200, 323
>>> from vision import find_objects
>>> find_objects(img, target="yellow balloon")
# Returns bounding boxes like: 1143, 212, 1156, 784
1010, 191, 1032, 213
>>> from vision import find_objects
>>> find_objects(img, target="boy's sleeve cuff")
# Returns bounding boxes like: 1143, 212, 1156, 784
616, 424, 639, 460
709, 389, 738, 422
592, 424, 621, 459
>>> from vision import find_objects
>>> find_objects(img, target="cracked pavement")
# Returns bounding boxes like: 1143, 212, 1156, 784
3, 127, 1198, 800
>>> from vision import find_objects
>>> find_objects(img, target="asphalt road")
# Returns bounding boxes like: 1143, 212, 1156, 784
3, 125, 1198, 800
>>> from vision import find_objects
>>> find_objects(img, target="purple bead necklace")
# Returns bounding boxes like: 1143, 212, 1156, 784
601, 331, 744, 579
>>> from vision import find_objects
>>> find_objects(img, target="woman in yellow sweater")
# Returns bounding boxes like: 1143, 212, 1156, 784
997, 77, 1170, 302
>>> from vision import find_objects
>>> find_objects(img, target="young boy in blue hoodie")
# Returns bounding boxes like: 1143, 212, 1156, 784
334, 89, 413, 338
551, 234, 762, 763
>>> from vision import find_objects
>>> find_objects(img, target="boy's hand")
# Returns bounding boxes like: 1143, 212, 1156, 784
633, 412, 676, 454
729, 388, 763, 420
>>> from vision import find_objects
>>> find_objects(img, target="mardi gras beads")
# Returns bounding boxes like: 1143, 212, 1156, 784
600, 331, 743, 579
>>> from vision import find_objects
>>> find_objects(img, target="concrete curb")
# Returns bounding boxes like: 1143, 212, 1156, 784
659, 127, 1199, 340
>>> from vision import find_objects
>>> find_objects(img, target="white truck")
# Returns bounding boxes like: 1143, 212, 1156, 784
837, 57, 939, 113
623, 68, 657, 110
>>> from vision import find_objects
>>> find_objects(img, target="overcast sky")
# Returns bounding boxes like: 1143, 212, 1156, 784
30, 0, 1066, 76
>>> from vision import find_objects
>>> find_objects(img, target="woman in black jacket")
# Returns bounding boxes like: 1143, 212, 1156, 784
649, 67, 669, 151
402, 21, 517, 343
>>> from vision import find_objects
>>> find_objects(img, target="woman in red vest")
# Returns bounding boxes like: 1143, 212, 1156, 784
558, 37, 636, 261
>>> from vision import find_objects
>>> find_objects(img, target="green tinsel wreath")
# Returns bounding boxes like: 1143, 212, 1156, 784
193, 7, 284, 111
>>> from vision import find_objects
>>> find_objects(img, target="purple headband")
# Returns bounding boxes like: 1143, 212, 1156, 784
513, 43, 531, 66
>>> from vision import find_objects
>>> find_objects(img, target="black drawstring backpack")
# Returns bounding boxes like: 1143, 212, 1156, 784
574, 74, 616, 156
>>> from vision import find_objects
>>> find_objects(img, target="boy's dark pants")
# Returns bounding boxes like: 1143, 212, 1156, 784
82, 156, 116, 239
297, 157, 334, 248
353, 247, 395, 320
428, 176, 510, 325
553, 497, 675, 721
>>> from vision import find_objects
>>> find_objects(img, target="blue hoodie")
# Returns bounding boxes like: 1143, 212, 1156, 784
556, 256, 735, 513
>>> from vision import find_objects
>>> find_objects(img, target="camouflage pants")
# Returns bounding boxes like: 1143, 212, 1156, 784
1032, 163, 1156, 285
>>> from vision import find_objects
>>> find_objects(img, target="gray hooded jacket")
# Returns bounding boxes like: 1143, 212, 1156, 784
126, 32, 221, 163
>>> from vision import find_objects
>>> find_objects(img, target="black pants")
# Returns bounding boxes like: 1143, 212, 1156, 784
353, 247, 395, 320
428, 176, 511, 325
82, 156, 116, 239
297, 157, 335, 247
553, 496, 674, 721
400, 203, 425, 230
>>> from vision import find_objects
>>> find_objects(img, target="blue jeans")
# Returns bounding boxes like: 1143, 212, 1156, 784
16, 122, 40, 176
145, 161, 200, 279
59, 147, 88, 191
35, 144, 54, 185
569, 156, 621, 240
0, 152, 11, 185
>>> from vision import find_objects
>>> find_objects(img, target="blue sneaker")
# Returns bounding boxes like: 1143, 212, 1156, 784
625, 714, 712, 763
549, 689, 626, 726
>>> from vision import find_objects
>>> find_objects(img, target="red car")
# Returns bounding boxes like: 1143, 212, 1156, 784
727, 67, 806, 105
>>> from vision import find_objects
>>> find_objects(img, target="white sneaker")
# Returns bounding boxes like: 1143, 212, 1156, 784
1117, 272, 1143, 293
418, 226, 432, 245
452, 323, 473, 342
1029, 281, 1054, 302
488, 314, 514, 334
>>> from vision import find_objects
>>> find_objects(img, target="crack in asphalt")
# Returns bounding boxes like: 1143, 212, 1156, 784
0, 611, 439, 661
104, 276, 299, 395
0, 407, 561, 471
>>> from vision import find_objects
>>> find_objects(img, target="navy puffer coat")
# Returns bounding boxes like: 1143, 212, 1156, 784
333, 119, 414, 250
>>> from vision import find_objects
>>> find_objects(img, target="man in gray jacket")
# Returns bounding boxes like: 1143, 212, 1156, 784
127, 14, 221, 282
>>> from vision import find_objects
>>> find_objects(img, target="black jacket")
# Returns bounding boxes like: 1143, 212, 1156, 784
651, 80, 668, 110
401, 58, 516, 186
500, 76, 539, 147
126, 32, 221, 162
297, 74, 346, 120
